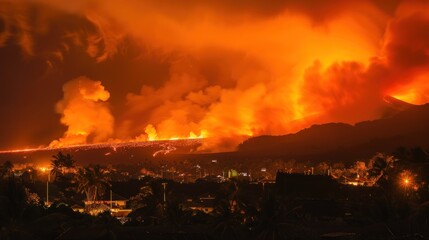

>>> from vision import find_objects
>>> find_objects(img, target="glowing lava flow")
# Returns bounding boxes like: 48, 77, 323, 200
0, 138, 204, 154
0, 147, 44, 154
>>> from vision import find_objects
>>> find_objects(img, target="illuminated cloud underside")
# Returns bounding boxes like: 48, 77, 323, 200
0, 0, 429, 151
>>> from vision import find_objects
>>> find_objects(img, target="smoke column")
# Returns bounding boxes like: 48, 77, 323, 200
49, 77, 114, 148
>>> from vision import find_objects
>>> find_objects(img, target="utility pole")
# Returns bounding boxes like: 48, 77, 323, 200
46, 172, 50, 206
110, 189, 113, 209
161, 182, 167, 216
162, 182, 167, 203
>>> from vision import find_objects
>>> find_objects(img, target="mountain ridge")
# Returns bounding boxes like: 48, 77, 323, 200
238, 103, 429, 161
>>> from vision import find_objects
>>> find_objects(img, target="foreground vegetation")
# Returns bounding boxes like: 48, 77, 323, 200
0, 147, 429, 239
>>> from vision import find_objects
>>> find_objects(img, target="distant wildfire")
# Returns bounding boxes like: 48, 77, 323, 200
1, 0, 429, 151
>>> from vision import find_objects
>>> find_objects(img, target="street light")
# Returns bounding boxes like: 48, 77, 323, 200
401, 173, 413, 197
404, 178, 410, 185
41, 166, 53, 206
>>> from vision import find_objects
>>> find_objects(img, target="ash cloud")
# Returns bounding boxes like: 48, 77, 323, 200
0, 0, 429, 151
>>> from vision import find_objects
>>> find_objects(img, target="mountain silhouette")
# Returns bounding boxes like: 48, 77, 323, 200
238, 103, 429, 162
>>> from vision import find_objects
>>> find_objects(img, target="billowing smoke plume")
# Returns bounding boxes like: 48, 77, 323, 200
49, 77, 113, 147
1, 0, 429, 151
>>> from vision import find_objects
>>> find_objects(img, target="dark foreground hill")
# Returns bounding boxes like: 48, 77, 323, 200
238, 104, 429, 162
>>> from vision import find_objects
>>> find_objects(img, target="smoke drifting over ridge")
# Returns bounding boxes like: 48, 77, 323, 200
0, 0, 429, 151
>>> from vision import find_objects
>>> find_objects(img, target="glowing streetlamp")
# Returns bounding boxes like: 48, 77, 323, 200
40, 166, 52, 206
400, 172, 414, 197
403, 177, 410, 197
403, 178, 410, 185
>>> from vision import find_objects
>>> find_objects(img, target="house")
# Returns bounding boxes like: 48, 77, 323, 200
82, 192, 132, 217
71, 204, 84, 213
182, 193, 216, 214
83, 192, 128, 209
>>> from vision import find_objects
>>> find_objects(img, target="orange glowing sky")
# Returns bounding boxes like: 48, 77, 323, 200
0, 0, 429, 151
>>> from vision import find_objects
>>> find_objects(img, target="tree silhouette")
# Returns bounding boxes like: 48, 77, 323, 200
52, 152, 75, 172
74, 165, 110, 204
129, 185, 154, 210
50, 152, 75, 182
164, 198, 193, 230
409, 201, 429, 235
217, 180, 239, 212
212, 199, 244, 240
253, 195, 286, 240
127, 180, 170, 226
252, 194, 305, 240
1, 161, 14, 180
50, 159, 62, 182
368, 153, 396, 184
0, 173, 32, 238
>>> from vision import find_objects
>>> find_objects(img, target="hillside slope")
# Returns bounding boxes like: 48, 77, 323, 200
238, 104, 429, 161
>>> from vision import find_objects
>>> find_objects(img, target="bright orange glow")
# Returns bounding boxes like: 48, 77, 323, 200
404, 178, 409, 185
2, 1, 429, 152
145, 124, 158, 141
388, 74, 429, 105
55, 1, 385, 151
49, 77, 113, 148
39, 167, 51, 173
399, 170, 416, 189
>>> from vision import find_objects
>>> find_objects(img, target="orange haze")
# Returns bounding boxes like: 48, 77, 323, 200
1, 0, 429, 151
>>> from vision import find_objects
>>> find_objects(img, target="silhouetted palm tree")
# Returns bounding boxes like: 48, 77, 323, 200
59, 152, 75, 169
127, 181, 166, 225
50, 159, 62, 182
368, 153, 396, 184
74, 165, 110, 203
50, 152, 75, 178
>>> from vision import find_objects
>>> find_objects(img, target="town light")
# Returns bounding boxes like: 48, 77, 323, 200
403, 178, 410, 185
399, 170, 414, 189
